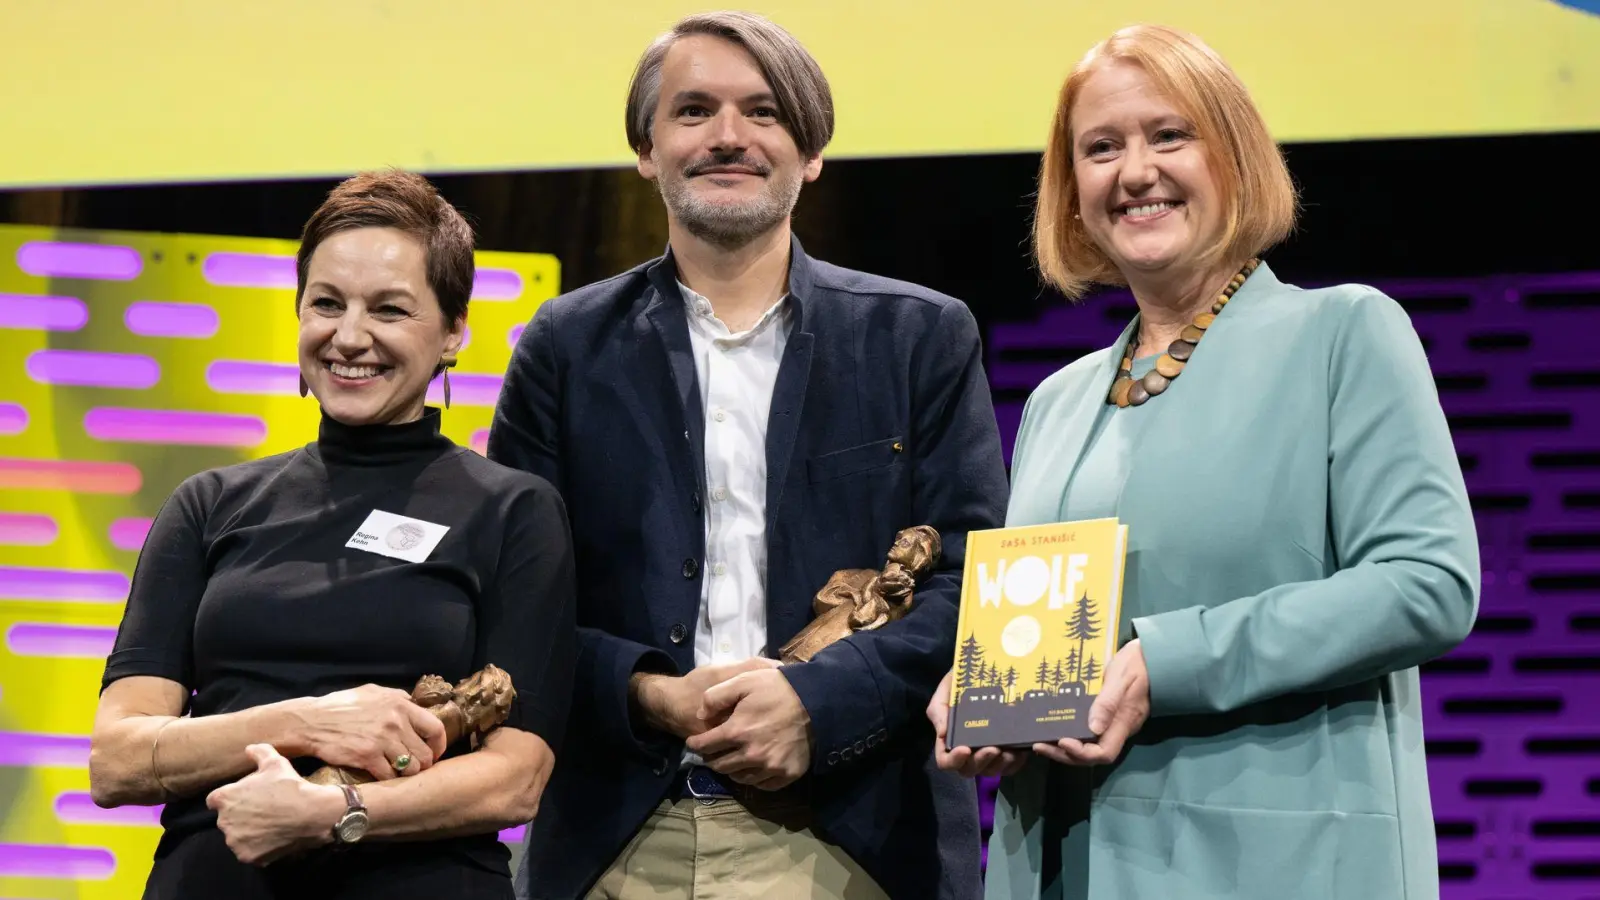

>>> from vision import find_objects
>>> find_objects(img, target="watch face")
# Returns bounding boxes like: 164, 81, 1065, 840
335, 811, 369, 843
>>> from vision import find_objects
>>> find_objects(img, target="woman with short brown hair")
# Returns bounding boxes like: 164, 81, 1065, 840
91, 170, 575, 899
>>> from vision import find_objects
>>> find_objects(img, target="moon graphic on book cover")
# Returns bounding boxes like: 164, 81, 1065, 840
1000, 614, 1042, 657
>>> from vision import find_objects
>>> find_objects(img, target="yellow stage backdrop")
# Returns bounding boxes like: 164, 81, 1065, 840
2, 0, 1599, 188
0, 223, 557, 898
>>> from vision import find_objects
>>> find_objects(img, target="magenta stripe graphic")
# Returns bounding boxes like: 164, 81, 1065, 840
84, 407, 267, 447
498, 825, 526, 843
125, 301, 220, 338
471, 429, 490, 456
473, 269, 523, 300
0, 293, 88, 331
0, 457, 142, 494
508, 324, 525, 347
0, 513, 58, 546
427, 372, 503, 407
0, 843, 116, 879
0, 732, 91, 767
27, 350, 160, 389
0, 565, 128, 601
17, 241, 142, 281
205, 360, 300, 395
202, 252, 296, 289
7, 623, 118, 658
109, 517, 153, 551
55, 792, 163, 827
0, 403, 27, 435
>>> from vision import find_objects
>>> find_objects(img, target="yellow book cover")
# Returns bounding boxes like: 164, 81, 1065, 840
946, 518, 1129, 749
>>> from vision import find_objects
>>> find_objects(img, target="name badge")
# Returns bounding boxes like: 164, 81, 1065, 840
345, 510, 450, 563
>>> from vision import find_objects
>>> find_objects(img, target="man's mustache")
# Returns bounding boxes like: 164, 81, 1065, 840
683, 155, 772, 178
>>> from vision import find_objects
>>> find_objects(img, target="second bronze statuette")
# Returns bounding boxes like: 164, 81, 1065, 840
778, 526, 942, 664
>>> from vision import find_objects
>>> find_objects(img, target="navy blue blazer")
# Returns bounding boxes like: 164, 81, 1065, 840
489, 237, 1008, 900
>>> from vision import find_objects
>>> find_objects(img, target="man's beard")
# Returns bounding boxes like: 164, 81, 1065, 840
656, 153, 803, 249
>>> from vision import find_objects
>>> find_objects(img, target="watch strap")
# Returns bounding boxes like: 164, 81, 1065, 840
332, 782, 368, 845
340, 783, 365, 814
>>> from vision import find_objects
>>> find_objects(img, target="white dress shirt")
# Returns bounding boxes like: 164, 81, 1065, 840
678, 281, 789, 769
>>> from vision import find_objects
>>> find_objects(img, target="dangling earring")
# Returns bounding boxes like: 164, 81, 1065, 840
298, 373, 309, 398
435, 358, 457, 410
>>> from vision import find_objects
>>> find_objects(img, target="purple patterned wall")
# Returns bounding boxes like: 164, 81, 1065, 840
978, 269, 1600, 898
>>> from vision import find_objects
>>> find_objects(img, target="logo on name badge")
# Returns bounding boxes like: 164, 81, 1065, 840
346, 510, 450, 563
386, 523, 426, 551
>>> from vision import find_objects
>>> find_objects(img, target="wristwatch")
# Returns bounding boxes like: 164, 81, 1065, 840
331, 783, 369, 844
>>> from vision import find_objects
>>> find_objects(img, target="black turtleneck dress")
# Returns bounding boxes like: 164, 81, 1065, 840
102, 408, 576, 899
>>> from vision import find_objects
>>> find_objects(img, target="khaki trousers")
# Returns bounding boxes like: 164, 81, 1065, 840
586, 797, 888, 900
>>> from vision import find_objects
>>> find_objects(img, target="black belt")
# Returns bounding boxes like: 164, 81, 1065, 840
669, 765, 808, 807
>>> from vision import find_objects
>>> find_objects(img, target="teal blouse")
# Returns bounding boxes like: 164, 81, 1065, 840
984, 263, 1480, 900
1058, 355, 1158, 524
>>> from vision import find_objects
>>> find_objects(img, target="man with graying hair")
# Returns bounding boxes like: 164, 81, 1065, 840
491, 11, 1006, 899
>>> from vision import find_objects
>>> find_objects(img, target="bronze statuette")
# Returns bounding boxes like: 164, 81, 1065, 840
306, 664, 516, 786
778, 526, 942, 663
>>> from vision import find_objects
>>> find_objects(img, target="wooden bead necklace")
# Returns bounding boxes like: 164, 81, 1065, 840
1107, 258, 1260, 408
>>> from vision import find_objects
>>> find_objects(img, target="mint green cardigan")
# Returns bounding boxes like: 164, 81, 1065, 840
985, 263, 1480, 900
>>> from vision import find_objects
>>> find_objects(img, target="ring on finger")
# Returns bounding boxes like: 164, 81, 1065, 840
393, 753, 412, 773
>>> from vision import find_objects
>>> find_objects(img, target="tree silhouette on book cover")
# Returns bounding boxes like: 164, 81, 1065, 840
949, 591, 1106, 747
